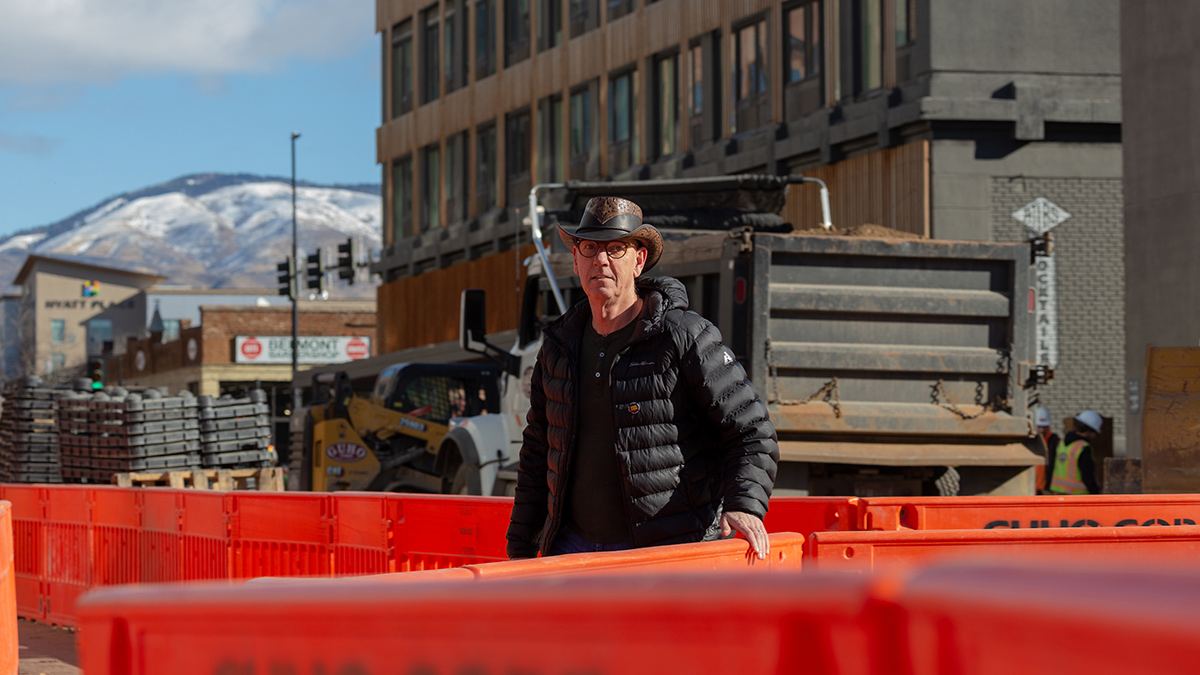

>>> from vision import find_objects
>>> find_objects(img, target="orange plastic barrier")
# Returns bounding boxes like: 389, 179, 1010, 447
388, 494, 511, 571
42, 486, 91, 626
858, 494, 1200, 531
466, 532, 805, 579
91, 488, 140, 588
0, 501, 18, 675
77, 571, 881, 675
898, 561, 1200, 674
807, 525, 1200, 572
138, 490, 183, 583
0, 486, 45, 621
764, 497, 859, 537
178, 491, 229, 581
329, 493, 395, 575
228, 493, 330, 579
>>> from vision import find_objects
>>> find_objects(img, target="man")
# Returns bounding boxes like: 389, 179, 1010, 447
1034, 406, 1059, 493
506, 196, 779, 560
1049, 410, 1102, 495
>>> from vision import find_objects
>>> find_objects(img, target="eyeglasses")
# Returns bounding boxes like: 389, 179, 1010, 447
576, 240, 636, 259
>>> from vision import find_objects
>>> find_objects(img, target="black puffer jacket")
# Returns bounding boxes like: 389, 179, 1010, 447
506, 276, 779, 558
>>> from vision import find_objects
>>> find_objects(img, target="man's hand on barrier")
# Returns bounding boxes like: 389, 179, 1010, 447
720, 511, 769, 560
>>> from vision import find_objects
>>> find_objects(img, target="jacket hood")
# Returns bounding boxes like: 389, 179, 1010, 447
635, 275, 688, 312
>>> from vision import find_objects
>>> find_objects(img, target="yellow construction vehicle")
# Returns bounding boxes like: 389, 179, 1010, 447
299, 364, 502, 492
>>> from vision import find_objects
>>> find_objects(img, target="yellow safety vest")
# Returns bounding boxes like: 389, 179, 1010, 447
1050, 439, 1091, 495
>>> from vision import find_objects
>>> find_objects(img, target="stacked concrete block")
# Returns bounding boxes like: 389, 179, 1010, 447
60, 387, 201, 483
0, 377, 68, 483
198, 389, 274, 469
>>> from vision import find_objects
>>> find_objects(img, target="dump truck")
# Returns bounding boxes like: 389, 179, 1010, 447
443, 175, 1045, 498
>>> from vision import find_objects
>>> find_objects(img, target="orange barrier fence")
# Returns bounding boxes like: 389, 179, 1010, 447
857, 494, 1200, 531
806, 525, 1200, 572
0, 485, 516, 627
763, 496, 858, 537
78, 571, 880, 675
0, 502, 17, 675
344, 532, 805, 584
78, 560, 1200, 675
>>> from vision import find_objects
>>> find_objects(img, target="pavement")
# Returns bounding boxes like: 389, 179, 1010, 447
16, 619, 80, 675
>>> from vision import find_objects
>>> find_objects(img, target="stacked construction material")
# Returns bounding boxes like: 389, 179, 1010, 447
0, 377, 67, 483
61, 388, 201, 483
198, 389, 274, 469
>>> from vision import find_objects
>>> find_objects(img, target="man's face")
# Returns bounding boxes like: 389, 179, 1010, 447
572, 238, 648, 303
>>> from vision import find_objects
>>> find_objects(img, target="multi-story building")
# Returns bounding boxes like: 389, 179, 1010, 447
374, 0, 1125, 451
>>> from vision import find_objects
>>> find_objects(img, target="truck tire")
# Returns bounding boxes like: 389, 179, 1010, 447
935, 466, 961, 497
449, 463, 470, 495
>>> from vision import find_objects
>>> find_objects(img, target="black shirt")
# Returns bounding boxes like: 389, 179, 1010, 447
564, 317, 637, 544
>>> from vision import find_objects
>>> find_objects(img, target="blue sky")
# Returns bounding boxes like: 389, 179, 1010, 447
0, 0, 380, 237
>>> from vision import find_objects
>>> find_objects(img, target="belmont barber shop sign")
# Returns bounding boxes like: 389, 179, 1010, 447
234, 336, 371, 365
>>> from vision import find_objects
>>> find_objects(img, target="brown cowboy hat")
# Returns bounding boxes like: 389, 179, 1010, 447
558, 196, 663, 272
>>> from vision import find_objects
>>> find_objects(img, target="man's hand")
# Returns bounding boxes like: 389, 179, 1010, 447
720, 511, 769, 560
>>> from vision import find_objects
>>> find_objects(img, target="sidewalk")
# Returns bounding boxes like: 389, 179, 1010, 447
17, 619, 79, 675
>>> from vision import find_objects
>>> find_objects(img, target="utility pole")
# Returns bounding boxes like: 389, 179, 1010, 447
290, 131, 301, 414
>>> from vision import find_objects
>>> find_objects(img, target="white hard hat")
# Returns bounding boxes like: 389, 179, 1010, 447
1034, 407, 1052, 427
1074, 410, 1102, 434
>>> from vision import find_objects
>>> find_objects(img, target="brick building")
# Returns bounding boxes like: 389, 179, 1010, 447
372, 0, 1126, 451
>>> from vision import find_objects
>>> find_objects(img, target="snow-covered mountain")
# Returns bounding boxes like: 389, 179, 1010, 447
0, 173, 382, 295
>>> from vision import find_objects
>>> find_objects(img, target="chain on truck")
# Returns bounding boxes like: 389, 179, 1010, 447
301, 174, 1050, 498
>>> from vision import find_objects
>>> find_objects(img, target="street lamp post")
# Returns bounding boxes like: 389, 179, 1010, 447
290, 132, 301, 414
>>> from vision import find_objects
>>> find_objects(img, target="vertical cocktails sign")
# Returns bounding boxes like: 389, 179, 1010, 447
1011, 197, 1071, 369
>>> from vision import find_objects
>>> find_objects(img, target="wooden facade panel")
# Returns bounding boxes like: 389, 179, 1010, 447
567, 30, 606, 87
784, 140, 930, 236
377, 245, 537, 352
1142, 347, 1200, 493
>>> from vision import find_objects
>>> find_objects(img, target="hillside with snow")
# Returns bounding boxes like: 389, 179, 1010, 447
0, 173, 382, 295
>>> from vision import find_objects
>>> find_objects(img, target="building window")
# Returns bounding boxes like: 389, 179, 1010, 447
608, 0, 635, 22
420, 5, 440, 105
445, 131, 470, 224
896, 0, 914, 47
391, 19, 414, 117
689, 32, 721, 145
569, 81, 597, 179
608, 68, 637, 174
475, 0, 497, 79
538, 95, 564, 182
653, 51, 679, 159
50, 353, 65, 372
445, 1, 468, 93
506, 108, 532, 206
569, 0, 598, 37
852, 0, 882, 95
538, 0, 561, 51
420, 143, 442, 232
786, 1, 821, 83
392, 155, 413, 241
784, 1, 823, 118
162, 319, 181, 343
734, 17, 768, 134
87, 319, 112, 351
51, 319, 65, 344
505, 0, 531, 66
476, 122, 499, 214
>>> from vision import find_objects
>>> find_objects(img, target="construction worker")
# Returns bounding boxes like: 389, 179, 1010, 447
1049, 410, 1102, 495
1034, 406, 1060, 493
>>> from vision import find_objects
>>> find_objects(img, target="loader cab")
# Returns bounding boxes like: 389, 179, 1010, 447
371, 363, 503, 426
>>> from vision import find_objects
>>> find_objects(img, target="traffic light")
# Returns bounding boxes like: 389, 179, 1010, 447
336, 237, 358, 284
305, 249, 327, 293
276, 257, 295, 299
88, 359, 104, 388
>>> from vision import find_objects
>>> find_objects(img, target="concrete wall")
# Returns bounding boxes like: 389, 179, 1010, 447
1121, 1, 1200, 457
930, 0, 1119, 75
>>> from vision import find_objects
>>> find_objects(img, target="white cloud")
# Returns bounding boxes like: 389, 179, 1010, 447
0, 0, 374, 85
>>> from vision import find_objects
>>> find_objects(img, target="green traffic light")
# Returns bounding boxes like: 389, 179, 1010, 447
91, 381, 103, 390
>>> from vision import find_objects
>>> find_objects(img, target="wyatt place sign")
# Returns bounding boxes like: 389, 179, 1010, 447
234, 336, 372, 365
